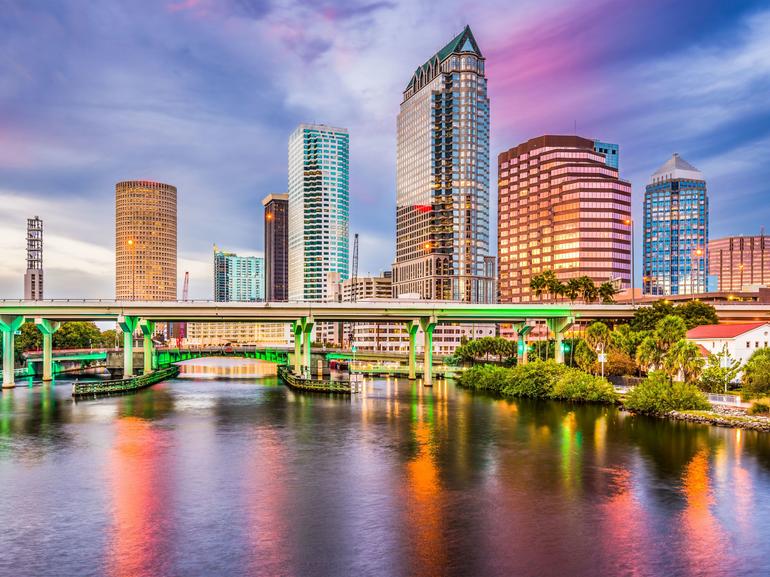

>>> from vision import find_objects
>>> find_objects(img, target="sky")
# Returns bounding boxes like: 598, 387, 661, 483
1, 0, 769, 299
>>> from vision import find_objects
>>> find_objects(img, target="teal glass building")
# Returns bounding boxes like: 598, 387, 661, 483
213, 248, 265, 302
288, 124, 350, 302
643, 154, 708, 295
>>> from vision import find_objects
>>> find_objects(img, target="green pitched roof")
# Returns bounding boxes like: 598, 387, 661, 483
405, 25, 482, 91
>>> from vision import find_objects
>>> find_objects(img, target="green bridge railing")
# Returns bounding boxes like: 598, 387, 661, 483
154, 347, 289, 367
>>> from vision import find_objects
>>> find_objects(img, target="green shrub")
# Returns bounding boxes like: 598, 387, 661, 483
743, 348, 770, 395
748, 398, 770, 416
456, 364, 512, 394
625, 371, 710, 414
550, 369, 618, 403
503, 360, 567, 398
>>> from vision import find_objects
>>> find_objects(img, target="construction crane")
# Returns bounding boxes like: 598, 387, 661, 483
351, 233, 359, 303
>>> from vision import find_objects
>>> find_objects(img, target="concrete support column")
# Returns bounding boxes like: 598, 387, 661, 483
302, 317, 314, 377
118, 316, 139, 377
292, 322, 302, 374
34, 318, 61, 382
420, 316, 437, 387
514, 323, 533, 366
0, 315, 25, 388
139, 320, 156, 374
405, 320, 419, 380
546, 317, 574, 364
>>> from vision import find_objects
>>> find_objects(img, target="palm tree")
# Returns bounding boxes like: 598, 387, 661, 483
542, 270, 559, 302
598, 282, 619, 304
530, 273, 547, 301
636, 335, 662, 373
663, 339, 705, 383
579, 276, 598, 303
564, 278, 581, 303
654, 315, 687, 355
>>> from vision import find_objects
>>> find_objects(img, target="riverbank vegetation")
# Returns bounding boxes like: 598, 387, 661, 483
457, 361, 618, 404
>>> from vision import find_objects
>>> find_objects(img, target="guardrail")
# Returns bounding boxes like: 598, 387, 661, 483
277, 365, 361, 394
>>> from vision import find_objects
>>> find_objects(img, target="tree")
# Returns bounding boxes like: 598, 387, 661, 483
585, 322, 611, 351
663, 339, 705, 384
598, 281, 619, 304
700, 348, 741, 393
676, 300, 719, 329
578, 276, 599, 303
653, 315, 687, 355
743, 348, 770, 396
636, 335, 662, 373
530, 274, 547, 301
564, 278, 582, 303
53, 322, 103, 350
610, 324, 647, 358
574, 339, 598, 374
631, 300, 676, 331
605, 350, 637, 376
100, 329, 122, 349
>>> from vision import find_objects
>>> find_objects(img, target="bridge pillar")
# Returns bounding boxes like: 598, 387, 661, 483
547, 317, 575, 364
118, 316, 139, 377
514, 323, 533, 365
139, 320, 155, 374
420, 316, 437, 387
301, 317, 314, 377
405, 320, 419, 380
34, 318, 61, 382
0, 315, 25, 388
291, 322, 302, 375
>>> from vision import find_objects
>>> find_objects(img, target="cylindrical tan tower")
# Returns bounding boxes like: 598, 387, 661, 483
115, 180, 177, 300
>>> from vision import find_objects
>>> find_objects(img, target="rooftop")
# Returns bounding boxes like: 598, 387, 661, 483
687, 322, 768, 339
650, 153, 704, 184
405, 25, 482, 92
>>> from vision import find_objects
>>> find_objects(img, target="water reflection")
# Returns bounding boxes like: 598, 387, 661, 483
178, 357, 277, 379
1, 368, 770, 577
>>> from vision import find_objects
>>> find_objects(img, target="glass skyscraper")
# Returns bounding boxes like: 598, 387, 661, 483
643, 153, 708, 295
392, 26, 493, 303
288, 124, 349, 302
593, 141, 619, 169
213, 248, 264, 302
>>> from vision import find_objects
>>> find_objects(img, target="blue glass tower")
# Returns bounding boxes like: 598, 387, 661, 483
593, 140, 619, 169
643, 154, 708, 295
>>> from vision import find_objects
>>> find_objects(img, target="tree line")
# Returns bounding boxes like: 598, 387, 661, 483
529, 270, 620, 303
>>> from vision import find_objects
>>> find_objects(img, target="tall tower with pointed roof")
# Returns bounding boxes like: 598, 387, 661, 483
392, 26, 494, 303
643, 153, 709, 295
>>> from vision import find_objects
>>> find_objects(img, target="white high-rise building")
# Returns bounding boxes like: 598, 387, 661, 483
288, 124, 350, 302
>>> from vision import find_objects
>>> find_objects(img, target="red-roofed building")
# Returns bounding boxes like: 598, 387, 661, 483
686, 322, 770, 368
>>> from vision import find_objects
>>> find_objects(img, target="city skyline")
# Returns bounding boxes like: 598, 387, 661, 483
1, 0, 769, 298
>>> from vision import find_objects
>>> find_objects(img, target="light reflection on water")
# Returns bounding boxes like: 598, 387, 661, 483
0, 359, 770, 577
177, 357, 278, 379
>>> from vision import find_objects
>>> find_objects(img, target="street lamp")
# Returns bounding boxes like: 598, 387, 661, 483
624, 218, 635, 306
693, 247, 705, 293
127, 239, 136, 301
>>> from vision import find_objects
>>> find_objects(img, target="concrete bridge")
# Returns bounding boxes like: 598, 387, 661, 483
2, 299, 769, 388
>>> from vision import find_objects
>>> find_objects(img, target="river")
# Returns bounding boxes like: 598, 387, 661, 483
1, 358, 769, 577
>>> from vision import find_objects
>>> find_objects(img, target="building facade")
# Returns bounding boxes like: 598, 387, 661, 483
115, 180, 177, 300
643, 154, 708, 295
593, 141, 619, 170
687, 322, 770, 380
213, 248, 264, 302
186, 322, 291, 347
497, 135, 632, 303
24, 216, 43, 300
392, 25, 494, 303
288, 124, 350, 302
262, 193, 289, 302
709, 234, 770, 292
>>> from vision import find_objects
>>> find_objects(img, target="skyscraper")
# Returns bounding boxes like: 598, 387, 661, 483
24, 216, 43, 300
262, 193, 289, 302
709, 233, 769, 292
288, 124, 350, 302
643, 154, 708, 295
115, 180, 177, 300
392, 25, 493, 303
498, 135, 632, 302
213, 248, 264, 302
